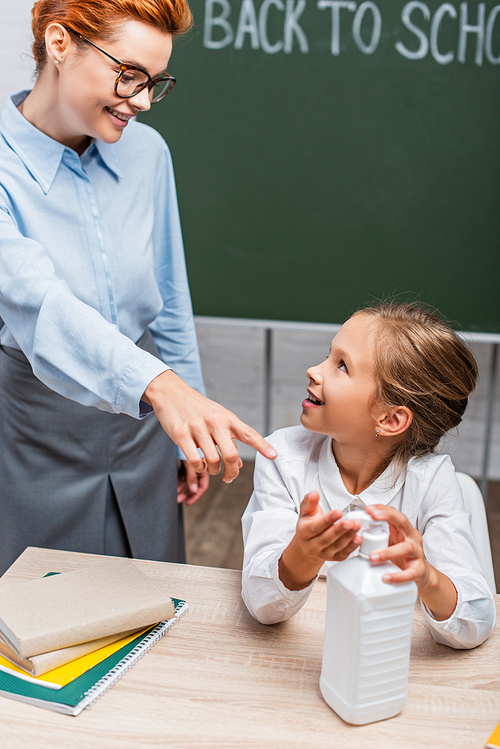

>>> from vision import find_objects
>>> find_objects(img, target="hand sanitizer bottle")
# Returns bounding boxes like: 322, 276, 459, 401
320, 511, 418, 725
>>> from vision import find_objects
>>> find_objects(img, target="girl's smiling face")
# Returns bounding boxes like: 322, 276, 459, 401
300, 314, 380, 444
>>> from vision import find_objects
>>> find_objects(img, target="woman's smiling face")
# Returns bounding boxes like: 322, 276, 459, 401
50, 19, 172, 151
300, 314, 380, 444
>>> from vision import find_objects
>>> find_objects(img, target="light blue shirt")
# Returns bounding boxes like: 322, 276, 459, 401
0, 91, 205, 422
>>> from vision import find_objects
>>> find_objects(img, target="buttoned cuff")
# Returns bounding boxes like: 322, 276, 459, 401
116, 347, 171, 418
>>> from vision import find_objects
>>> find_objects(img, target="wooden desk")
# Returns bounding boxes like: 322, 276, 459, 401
1, 547, 499, 749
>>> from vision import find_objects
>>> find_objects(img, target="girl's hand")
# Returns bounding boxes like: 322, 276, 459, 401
365, 504, 457, 621
177, 462, 209, 505
278, 491, 362, 591
365, 505, 429, 586
295, 492, 362, 563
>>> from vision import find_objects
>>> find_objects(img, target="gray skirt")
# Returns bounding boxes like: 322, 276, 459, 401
0, 331, 183, 575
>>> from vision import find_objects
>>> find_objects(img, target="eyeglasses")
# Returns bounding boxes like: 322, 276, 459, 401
67, 30, 176, 104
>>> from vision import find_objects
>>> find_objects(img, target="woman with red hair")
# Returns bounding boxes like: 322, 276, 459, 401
0, 0, 276, 574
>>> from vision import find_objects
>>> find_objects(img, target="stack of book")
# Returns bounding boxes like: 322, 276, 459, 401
0, 558, 188, 715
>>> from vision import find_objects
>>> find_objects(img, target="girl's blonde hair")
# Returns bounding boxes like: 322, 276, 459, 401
354, 303, 478, 466
31, 0, 192, 73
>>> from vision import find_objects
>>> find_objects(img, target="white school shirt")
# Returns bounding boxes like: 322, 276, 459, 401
241, 425, 496, 649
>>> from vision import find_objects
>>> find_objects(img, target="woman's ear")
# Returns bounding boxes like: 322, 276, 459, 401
377, 407, 412, 437
45, 23, 72, 65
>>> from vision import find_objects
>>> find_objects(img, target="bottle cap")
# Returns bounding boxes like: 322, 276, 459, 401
345, 511, 389, 558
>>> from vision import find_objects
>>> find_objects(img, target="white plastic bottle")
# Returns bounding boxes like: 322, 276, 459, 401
320, 511, 418, 725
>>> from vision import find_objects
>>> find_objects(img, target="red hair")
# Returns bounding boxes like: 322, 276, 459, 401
31, 0, 192, 70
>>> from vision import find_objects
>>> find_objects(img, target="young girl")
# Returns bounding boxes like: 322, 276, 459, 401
242, 303, 496, 649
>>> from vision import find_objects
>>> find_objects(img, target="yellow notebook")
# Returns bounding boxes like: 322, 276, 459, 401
0, 599, 188, 716
486, 721, 500, 749
0, 625, 152, 689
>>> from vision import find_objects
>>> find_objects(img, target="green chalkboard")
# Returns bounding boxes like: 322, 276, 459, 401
139, 0, 500, 332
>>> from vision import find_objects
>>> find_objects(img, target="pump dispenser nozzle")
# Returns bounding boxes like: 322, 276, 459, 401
345, 510, 389, 558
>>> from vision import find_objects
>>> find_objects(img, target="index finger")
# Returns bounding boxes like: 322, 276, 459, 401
231, 421, 278, 460
301, 510, 344, 539
366, 505, 415, 535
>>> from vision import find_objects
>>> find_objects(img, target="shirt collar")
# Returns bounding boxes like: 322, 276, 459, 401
92, 139, 122, 180
0, 91, 121, 195
318, 436, 406, 513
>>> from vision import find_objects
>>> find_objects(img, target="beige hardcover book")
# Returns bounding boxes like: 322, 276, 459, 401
0, 559, 175, 658
0, 627, 142, 676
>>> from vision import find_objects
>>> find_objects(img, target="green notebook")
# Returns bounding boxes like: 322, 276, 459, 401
0, 598, 188, 716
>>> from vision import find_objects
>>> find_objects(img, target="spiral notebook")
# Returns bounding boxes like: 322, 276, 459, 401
0, 598, 188, 716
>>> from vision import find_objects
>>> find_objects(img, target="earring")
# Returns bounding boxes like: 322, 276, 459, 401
54, 59, 59, 65
375, 428, 380, 437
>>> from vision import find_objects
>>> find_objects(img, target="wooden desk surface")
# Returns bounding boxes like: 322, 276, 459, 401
1, 547, 499, 749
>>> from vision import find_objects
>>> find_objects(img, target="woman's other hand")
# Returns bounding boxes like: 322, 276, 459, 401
177, 461, 209, 505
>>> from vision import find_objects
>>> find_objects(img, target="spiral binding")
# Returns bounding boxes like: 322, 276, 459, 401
76, 600, 189, 714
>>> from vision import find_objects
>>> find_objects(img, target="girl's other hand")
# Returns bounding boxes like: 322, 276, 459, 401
365, 504, 429, 586
365, 504, 457, 621
177, 461, 209, 505
278, 491, 361, 591
295, 492, 362, 563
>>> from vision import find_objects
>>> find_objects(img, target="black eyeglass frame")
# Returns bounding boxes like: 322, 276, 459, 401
66, 29, 176, 104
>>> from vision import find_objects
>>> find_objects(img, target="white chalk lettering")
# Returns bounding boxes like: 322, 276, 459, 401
352, 2, 382, 55
284, 0, 309, 53
458, 2, 485, 66
259, 0, 285, 53
396, 2, 430, 60
485, 5, 500, 63
235, 0, 260, 49
204, 0, 234, 49
430, 3, 456, 64
202, 0, 500, 65
317, 1, 356, 56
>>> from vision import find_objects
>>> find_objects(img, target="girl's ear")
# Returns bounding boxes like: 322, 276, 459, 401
377, 407, 412, 437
